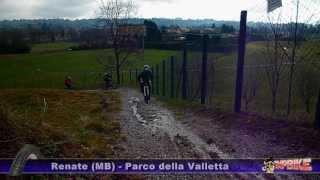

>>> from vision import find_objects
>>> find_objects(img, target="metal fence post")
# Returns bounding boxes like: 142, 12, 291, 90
182, 45, 188, 100
83, 72, 87, 89
315, 89, 320, 129
170, 56, 175, 98
234, 10, 247, 113
151, 67, 155, 95
121, 71, 124, 85
129, 69, 132, 82
31, 71, 35, 88
201, 35, 208, 105
136, 68, 138, 83
156, 64, 160, 95
162, 60, 166, 97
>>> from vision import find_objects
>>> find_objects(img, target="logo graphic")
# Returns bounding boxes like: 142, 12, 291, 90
262, 158, 275, 174
262, 158, 313, 174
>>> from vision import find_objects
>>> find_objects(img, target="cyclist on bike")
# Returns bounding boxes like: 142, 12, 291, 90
64, 76, 73, 89
103, 72, 113, 89
138, 65, 153, 103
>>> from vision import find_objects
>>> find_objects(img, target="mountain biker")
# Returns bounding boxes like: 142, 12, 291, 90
64, 76, 73, 89
138, 65, 153, 102
103, 72, 113, 89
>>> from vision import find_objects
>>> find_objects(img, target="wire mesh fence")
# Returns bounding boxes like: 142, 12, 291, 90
121, 35, 239, 112
243, 1, 320, 120
120, 7, 320, 123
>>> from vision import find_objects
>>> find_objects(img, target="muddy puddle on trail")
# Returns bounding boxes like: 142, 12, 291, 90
129, 97, 227, 159
127, 96, 269, 180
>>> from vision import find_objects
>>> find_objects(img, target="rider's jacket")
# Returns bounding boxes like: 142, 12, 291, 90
104, 74, 112, 82
138, 69, 153, 84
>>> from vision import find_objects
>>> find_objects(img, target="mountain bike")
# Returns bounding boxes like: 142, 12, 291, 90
143, 82, 151, 104
9, 144, 43, 176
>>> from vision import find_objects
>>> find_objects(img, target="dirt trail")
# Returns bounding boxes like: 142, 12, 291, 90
113, 88, 312, 180
115, 88, 235, 179
116, 88, 228, 160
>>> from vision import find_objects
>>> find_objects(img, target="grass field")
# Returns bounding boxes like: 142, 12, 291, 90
0, 42, 176, 89
31, 42, 78, 54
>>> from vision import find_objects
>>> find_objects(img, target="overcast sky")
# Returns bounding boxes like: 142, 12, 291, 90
0, 0, 319, 22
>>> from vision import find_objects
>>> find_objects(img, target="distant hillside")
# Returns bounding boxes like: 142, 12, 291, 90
0, 18, 266, 30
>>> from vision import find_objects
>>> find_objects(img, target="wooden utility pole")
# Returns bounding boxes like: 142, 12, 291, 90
234, 11, 247, 113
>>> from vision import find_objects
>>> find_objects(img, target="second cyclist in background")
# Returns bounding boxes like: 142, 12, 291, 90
103, 72, 113, 89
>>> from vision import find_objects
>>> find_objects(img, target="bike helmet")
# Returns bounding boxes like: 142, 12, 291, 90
144, 65, 150, 70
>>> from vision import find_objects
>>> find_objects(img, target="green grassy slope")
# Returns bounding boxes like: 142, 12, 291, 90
0, 43, 176, 89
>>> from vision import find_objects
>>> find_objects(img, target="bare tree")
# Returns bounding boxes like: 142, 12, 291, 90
316, 88, 320, 128
97, 0, 141, 84
285, 0, 320, 116
314, 60, 320, 128
296, 65, 319, 113
286, 0, 300, 116
296, 40, 320, 113
242, 67, 260, 111
260, 0, 320, 116
262, 14, 289, 114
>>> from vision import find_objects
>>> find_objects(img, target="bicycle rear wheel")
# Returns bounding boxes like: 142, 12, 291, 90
9, 144, 43, 176
144, 85, 150, 104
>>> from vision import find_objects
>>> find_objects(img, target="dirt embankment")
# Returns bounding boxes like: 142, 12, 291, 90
0, 89, 122, 158
172, 107, 320, 159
